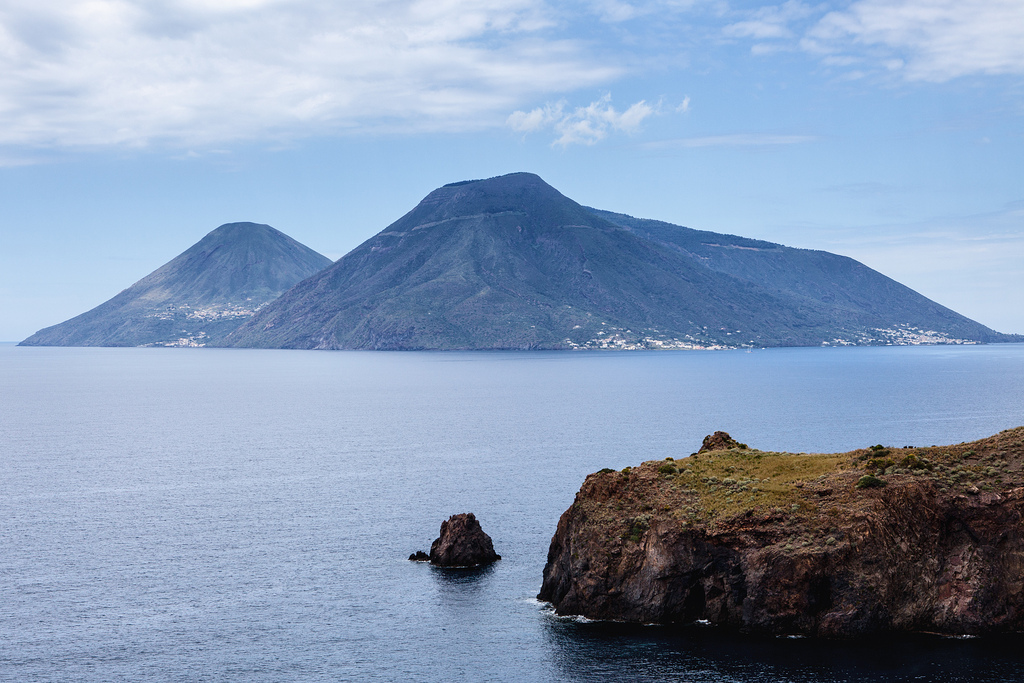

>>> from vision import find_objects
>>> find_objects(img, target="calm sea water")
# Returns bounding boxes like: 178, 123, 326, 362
2, 343, 1024, 682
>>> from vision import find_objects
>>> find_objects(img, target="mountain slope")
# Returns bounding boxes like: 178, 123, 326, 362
223, 173, 1009, 350
589, 208, 1007, 344
21, 222, 332, 347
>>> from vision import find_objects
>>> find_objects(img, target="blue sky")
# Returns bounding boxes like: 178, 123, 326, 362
1, 0, 1022, 340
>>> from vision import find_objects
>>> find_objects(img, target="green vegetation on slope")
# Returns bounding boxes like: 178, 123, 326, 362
586, 426, 1024, 529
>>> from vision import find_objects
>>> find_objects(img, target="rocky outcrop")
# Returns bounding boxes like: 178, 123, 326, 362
419, 513, 500, 567
698, 431, 744, 453
539, 427, 1024, 636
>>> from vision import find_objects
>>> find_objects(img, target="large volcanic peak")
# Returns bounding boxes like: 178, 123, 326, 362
379, 172, 606, 237
222, 173, 1010, 350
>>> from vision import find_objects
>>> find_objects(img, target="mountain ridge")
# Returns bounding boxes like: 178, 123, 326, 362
221, 173, 1014, 350
589, 207, 1007, 344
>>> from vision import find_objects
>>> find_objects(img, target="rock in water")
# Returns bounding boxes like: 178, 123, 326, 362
408, 551, 429, 562
429, 513, 500, 567
539, 427, 1024, 636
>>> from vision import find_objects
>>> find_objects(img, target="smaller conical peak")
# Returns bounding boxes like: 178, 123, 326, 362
189, 222, 290, 252
206, 222, 278, 239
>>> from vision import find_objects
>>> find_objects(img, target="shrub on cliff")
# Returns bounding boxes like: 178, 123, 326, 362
622, 515, 650, 543
900, 454, 930, 470
855, 474, 886, 489
866, 457, 894, 473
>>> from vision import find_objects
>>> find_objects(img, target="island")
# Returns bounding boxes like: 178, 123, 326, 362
221, 172, 1015, 350
539, 427, 1024, 637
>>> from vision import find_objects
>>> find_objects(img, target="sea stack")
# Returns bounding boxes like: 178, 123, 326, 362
426, 513, 501, 567
540, 427, 1024, 636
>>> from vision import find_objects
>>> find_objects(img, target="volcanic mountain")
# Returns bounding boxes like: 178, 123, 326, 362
21, 222, 332, 347
222, 173, 1008, 350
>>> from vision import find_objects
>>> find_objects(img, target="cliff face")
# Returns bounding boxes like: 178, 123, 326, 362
539, 427, 1024, 637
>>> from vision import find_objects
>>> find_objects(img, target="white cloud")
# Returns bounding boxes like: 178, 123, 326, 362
508, 94, 656, 146
0, 154, 42, 167
0, 0, 623, 149
644, 133, 817, 148
676, 96, 691, 113
723, 0, 1024, 82
507, 102, 565, 133
583, 0, 709, 23
749, 42, 796, 56
803, 0, 1024, 81
589, 0, 642, 22
723, 0, 814, 40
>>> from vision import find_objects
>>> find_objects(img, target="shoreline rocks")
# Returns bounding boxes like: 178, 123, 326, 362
539, 427, 1024, 637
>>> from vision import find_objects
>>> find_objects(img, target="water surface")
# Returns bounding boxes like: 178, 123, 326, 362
2, 344, 1023, 681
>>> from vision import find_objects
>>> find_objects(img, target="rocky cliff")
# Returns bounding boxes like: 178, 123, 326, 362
539, 427, 1024, 636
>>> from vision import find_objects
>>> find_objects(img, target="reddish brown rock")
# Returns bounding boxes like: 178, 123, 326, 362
698, 431, 743, 453
429, 513, 501, 567
539, 427, 1024, 636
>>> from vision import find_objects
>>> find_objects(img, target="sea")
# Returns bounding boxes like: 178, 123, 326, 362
2, 342, 1024, 682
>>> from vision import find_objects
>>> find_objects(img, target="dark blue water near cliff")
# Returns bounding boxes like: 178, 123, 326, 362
3, 343, 1024, 682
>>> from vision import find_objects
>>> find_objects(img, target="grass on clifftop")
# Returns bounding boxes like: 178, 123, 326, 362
669, 448, 853, 518
594, 427, 1024, 525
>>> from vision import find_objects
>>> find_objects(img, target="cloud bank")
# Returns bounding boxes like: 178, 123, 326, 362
0, 0, 620, 148
728, 0, 1024, 82
806, 0, 1024, 81
2, 0, 1020, 152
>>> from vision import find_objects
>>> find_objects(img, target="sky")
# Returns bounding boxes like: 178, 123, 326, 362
1, 0, 1022, 341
